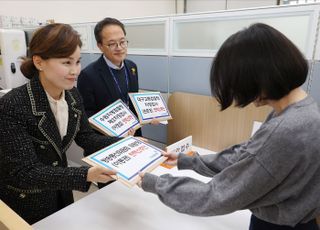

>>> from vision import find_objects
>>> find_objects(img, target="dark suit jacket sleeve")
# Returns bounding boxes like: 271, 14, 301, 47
77, 69, 97, 117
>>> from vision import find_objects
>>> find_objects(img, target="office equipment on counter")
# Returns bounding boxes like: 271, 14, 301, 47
0, 29, 27, 89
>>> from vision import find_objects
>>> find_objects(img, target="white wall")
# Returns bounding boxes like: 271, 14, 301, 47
186, 0, 278, 13
0, 1, 176, 24
227, 0, 278, 9
0, 0, 283, 24
187, 0, 227, 12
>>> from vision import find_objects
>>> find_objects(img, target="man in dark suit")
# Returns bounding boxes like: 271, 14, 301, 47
77, 17, 141, 136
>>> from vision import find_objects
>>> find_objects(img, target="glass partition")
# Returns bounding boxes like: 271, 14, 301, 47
71, 4, 320, 59
171, 4, 319, 58
123, 18, 169, 55
72, 24, 92, 52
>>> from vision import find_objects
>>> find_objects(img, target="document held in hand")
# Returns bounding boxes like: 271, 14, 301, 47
129, 92, 172, 124
82, 136, 167, 187
88, 99, 140, 137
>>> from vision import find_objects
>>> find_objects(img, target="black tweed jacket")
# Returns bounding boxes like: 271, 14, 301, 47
0, 76, 119, 224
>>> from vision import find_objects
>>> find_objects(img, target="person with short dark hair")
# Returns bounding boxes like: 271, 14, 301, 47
0, 23, 119, 224
139, 23, 320, 230
77, 17, 143, 136
94, 17, 126, 44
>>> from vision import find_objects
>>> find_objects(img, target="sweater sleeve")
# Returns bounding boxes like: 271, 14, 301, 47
142, 155, 278, 216
176, 119, 275, 177
141, 121, 283, 216
177, 143, 248, 177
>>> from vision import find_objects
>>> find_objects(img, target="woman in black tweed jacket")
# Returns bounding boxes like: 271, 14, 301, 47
0, 23, 120, 224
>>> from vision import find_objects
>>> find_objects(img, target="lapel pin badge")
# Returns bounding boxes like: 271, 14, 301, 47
131, 68, 136, 75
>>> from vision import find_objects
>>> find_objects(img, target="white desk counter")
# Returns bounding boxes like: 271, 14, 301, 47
33, 146, 251, 230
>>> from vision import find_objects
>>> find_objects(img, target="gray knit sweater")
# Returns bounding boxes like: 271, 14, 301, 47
142, 96, 320, 227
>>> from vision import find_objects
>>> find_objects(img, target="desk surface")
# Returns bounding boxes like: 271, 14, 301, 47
33, 146, 251, 230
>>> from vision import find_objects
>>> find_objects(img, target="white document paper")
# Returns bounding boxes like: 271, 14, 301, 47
129, 92, 172, 124
89, 99, 140, 137
83, 136, 166, 186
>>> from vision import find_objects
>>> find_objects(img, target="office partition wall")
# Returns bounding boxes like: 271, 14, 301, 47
72, 3, 320, 144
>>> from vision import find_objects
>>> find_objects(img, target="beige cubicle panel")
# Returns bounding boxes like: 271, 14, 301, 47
167, 92, 272, 152
0, 200, 32, 230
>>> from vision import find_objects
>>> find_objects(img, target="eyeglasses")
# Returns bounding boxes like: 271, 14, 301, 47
103, 40, 129, 50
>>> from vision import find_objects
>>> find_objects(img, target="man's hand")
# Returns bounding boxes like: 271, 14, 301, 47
150, 119, 160, 125
127, 128, 136, 136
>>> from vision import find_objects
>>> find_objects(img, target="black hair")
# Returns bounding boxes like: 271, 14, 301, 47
94, 17, 126, 44
210, 23, 308, 110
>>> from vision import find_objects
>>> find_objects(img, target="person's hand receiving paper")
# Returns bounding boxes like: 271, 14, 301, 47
137, 151, 178, 188
162, 151, 179, 167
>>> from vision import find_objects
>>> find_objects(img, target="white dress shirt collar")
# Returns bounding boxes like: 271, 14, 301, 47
45, 90, 69, 139
103, 55, 124, 70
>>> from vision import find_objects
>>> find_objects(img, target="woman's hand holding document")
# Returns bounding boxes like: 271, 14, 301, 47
87, 166, 117, 184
